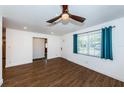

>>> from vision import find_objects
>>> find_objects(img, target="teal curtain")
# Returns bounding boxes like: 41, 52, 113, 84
101, 26, 113, 60
73, 34, 78, 53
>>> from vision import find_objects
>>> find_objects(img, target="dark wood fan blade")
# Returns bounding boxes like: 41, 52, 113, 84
47, 15, 61, 23
62, 5, 68, 13
69, 14, 86, 23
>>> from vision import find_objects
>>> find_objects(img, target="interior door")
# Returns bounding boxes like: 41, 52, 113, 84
33, 38, 45, 60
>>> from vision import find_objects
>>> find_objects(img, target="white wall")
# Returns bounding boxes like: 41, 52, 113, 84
6, 28, 62, 67
62, 17, 124, 82
33, 38, 45, 59
5, 17, 124, 82
0, 16, 3, 86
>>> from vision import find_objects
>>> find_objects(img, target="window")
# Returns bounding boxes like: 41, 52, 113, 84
77, 31, 101, 57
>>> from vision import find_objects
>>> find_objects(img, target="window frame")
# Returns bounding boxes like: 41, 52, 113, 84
77, 30, 101, 58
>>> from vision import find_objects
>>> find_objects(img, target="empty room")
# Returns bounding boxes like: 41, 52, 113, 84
0, 4, 124, 87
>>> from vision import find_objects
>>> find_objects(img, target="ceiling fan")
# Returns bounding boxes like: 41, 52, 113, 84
46, 5, 86, 24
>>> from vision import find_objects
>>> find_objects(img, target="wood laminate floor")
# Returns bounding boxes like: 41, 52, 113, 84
2, 58, 124, 87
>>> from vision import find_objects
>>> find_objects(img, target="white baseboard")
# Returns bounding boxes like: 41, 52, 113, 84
0, 79, 3, 86
62, 57, 124, 82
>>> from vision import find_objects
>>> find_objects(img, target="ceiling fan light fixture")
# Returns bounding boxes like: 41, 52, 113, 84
46, 5, 86, 24
61, 13, 69, 21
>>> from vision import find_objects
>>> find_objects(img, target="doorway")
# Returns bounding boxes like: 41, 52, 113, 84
33, 37, 47, 61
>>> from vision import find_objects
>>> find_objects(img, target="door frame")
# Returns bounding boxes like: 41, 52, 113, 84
32, 37, 47, 61
2, 27, 6, 80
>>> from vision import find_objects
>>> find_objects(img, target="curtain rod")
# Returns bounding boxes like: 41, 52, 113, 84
77, 26, 116, 35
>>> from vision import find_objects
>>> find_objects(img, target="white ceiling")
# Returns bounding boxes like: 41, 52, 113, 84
0, 5, 124, 35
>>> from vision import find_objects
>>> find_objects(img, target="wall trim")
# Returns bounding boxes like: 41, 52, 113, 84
6, 57, 62, 68
62, 57, 124, 82
6, 61, 32, 68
